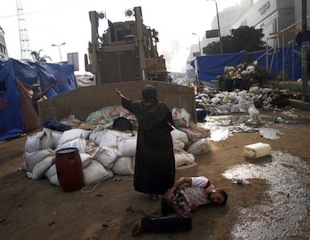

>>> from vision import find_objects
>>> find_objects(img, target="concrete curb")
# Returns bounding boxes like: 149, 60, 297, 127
289, 99, 310, 111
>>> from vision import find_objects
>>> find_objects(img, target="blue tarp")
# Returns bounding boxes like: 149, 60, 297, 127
193, 46, 302, 81
0, 60, 24, 141
250, 45, 302, 80
0, 58, 77, 142
195, 50, 248, 81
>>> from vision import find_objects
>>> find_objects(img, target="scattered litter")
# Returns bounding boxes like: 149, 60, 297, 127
258, 127, 283, 140
231, 176, 250, 185
223, 151, 310, 239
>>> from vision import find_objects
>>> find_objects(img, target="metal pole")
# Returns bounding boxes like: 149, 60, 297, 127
58, 46, 62, 62
282, 31, 285, 82
214, 0, 223, 54
301, 0, 309, 97
198, 37, 202, 56
51, 42, 65, 63
192, 33, 201, 56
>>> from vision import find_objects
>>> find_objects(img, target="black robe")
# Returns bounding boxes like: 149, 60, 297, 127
121, 97, 175, 195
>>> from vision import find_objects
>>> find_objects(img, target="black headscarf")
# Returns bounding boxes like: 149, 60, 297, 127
132, 85, 170, 130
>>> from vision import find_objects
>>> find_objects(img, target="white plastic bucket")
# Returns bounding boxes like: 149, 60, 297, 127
244, 142, 271, 158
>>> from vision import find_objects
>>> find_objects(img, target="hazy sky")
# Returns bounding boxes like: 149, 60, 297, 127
0, 0, 241, 73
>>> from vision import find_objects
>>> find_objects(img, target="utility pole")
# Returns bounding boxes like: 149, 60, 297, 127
51, 42, 66, 62
301, 0, 309, 99
207, 0, 223, 54
192, 33, 202, 56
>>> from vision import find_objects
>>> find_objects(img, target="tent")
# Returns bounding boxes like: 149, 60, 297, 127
196, 50, 248, 81
193, 45, 302, 82
0, 58, 77, 142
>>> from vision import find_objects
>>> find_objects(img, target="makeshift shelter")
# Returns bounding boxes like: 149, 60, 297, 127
0, 58, 77, 142
196, 50, 248, 81
193, 46, 302, 82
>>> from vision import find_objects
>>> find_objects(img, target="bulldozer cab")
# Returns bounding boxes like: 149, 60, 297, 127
85, 7, 169, 84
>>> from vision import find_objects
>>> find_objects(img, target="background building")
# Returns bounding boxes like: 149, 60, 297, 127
186, 0, 309, 76
0, 26, 9, 59
294, 0, 310, 29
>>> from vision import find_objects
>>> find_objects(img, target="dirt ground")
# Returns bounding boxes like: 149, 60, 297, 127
0, 108, 310, 240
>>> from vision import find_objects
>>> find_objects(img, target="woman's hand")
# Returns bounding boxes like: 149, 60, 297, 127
115, 88, 123, 98
165, 189, 176, 204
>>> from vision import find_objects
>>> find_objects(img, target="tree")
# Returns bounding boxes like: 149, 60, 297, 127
31, 49, 52, 62
203, 26, 265, 55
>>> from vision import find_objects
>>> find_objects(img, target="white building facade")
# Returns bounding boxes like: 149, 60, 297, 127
230, 0, 295, 47
0, 26, 8, 59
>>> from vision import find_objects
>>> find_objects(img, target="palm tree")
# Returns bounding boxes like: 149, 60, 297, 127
31, 49, 52, 62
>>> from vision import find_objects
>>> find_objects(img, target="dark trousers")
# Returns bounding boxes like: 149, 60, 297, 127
141, 191, 192, 233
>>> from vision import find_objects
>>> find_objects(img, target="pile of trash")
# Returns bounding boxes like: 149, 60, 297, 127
217, 61, 271, 91
196, 85, 293, 116
21, 106, 211, 188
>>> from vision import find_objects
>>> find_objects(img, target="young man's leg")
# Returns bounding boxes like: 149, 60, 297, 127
140, 213, 192, 233
161, 194, 174, 216
133, 191, 192, 235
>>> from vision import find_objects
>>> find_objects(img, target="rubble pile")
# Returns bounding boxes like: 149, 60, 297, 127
196, 86, 295, 116
217, 62, 271, 91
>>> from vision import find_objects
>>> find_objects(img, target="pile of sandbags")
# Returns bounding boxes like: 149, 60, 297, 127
22, 108, 211, 189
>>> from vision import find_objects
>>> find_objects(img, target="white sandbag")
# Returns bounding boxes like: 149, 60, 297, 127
112, 157, 134, 175
89, 129, 130, 147
173, 139, 185, 151
79, 153, 93, 168
117, 135, 137, 157
31, 155, 55, 180
49, 174, 60, 186
45, 153, 90, 181
171, 128, 189, 145
83, 161, 113, 186
180, 124, 210, 143
56, 137, 87, 153
24, 131, 54, 153
45, 164, 57, 180
174, 151, 195, 168
58, 129, 91, 145
187, 138, 210, 155
100, 130, 132, 147
25, 149, 54, 172
24, 132, 42, 153
89, 130, 106, 145
92, 146, 118, 169
43, 128, 62, 148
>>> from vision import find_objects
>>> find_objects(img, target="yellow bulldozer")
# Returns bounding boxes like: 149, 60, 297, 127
38, 7, 197, 124
85, 6, 169, 84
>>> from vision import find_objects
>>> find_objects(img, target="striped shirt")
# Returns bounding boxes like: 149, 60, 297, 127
180, 176, 214, 208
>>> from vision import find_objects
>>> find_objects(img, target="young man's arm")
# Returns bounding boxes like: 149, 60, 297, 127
165, 177, 192, 203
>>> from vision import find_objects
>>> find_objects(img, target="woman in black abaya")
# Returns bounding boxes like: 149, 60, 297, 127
115, 85, 175, 200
